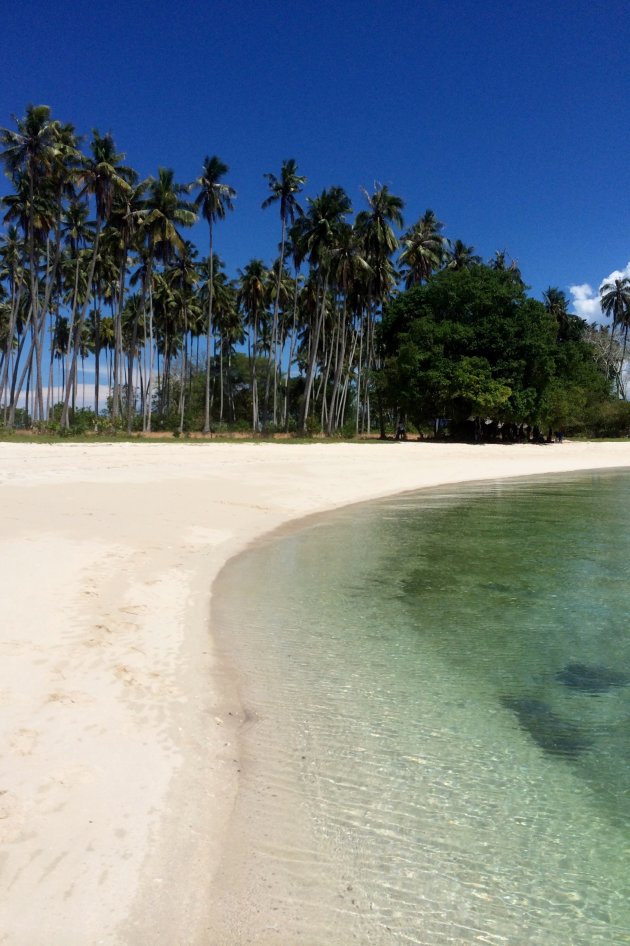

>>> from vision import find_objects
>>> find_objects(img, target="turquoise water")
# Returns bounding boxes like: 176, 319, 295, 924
210, 472, 630, 945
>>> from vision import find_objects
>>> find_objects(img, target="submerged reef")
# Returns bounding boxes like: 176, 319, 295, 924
501, 696, 591, 758
555, 663, 630, 694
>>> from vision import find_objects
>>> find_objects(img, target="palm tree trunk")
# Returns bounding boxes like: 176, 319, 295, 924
61, 220, 103, 428
33, 238, 52, 424
138, 352, 145, 420
283, 275, 300, 431
94, 304, 101, 418
299, 274, 328, 434
144, 279, 155, 432
227, 347, 235, 422
251, 315, 259, 431
25, 357, 32, 426
112, 252, 127, 421
127, 258, 151, 433
203, 225, 214, 432
9, 321, 36, 427
327, 300, 348, 435
619, 324, 629, 399
355, 311, 365, 434
178, 327, 188, 434
7, 327, 29, 426
263, 218, 286, 428
219, 340, 224, 422
337, 326, 358, 429
0, 276, 24, 416
46, 313, 55, 421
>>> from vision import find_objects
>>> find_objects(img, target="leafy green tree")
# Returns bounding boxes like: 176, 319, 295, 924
380, 265, 559, 436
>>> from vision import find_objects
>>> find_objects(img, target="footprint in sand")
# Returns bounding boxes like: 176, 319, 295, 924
83, 637, 111, 649
113, 664, 178, 699
45, 691, 93, 706
0, 791, 26, 842
9, 728, 38, 755
0, 640, 33, 656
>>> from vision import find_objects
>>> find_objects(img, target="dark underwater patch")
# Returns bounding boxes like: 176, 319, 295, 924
555, 662, 630, 694
500, 696, 591, 758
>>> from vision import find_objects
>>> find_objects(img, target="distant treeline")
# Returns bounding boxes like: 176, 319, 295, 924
1, 104, 628, 438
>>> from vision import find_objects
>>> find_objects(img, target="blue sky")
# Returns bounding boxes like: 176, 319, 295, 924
1, 0, 629, 320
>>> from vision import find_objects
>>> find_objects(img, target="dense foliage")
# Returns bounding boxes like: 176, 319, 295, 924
0, 104, 626, 438
379, 266, 617, 439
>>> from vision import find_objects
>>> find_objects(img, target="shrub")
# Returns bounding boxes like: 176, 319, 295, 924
585, 399, 630, 438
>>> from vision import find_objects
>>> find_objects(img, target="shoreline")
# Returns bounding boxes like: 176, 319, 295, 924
2, 441, 630, 944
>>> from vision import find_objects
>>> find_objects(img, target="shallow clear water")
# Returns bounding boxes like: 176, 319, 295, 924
211, 472, 630, 945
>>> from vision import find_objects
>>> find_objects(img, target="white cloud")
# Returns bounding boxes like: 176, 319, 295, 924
569, 261, 630, 323
15, 385, 64, 408
569, 283, 601, 320
602, 261, 630, 284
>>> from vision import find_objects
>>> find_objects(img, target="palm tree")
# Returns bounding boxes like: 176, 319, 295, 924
0, 104, 57, 180
293, 186, 352, 433
600, 276, 630, 396
326, 224, 370, 433
280, 234, 306, 430
237, 259, 269, 430
198, 254, 239, 422
0, 224, 25, 415
0, 286, 11, 377
446, 238, 481, 270
97, 314, 116, 394
60, 199, 94, 403
192, 156, 236, 433
543, 286, 570, 343
106, 178, 147, 421
399, 209, 445, 288
120, 291, 144, 417
163, 241, 200, 430
62, 198, 94, 255
212, 278, 241, 423
0, 105, 74, 424
355, 183, 404, 435
355, 183, 403, 261
89, 235, 122, 417
2, 180, 57, 424
60, 130, 133, 427
136, 167, 196, 431
261, 158, 306, 425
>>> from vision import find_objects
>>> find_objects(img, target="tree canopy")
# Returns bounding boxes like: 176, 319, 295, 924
379, 265, 612, 438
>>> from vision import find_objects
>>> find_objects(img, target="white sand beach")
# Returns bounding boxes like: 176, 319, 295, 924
1, 439, 630, 945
